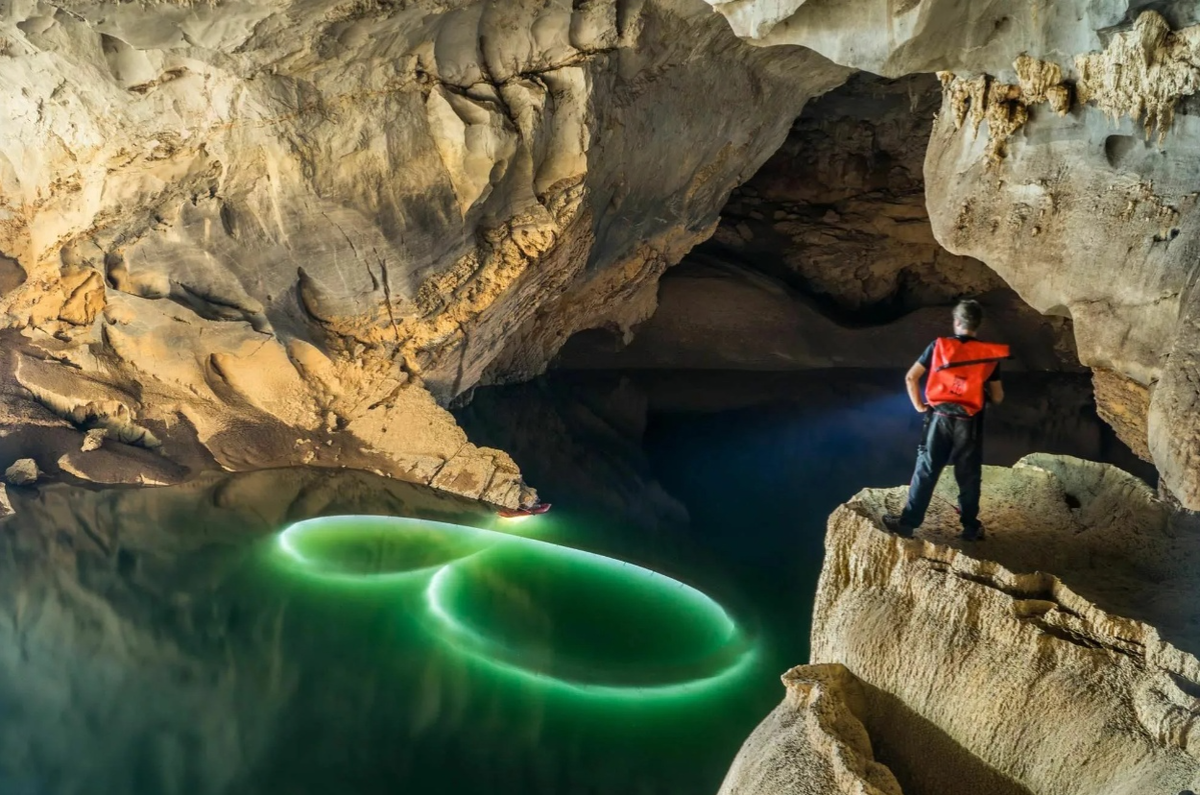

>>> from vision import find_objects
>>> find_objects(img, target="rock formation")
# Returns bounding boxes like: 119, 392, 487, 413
701, 72, 1005, 316
702, 0, 1200, 507
555, 72, 1076, 376
0, 0, 851, 500
555, 260, 1077, 372
720, 455, 1200, 794
718, 663, 902, 795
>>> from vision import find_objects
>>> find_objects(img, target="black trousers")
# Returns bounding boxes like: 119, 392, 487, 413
899, 411, 983, 530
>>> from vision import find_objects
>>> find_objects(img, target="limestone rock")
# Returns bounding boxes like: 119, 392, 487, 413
0, 0, 850, 498
704, 0, 1200, 78
697, 72, 1007, 316
801, 455, 1200, 795
916, 14, 1200, 507
1075, 12, 1200, 140
80, 428, 107, 453
718, 663, 903, 795
1091, 368, 1151, 462
703, 4, 1200, 506
5, 458, 38, 486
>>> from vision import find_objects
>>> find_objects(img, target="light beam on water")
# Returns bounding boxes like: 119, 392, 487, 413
274, 515, 759, 701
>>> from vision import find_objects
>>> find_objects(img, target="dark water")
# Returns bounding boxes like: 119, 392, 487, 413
0, 370, 1149, 795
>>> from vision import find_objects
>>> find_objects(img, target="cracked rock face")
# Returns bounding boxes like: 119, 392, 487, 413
0, 0, 849, 499
722, 455, 1200, 795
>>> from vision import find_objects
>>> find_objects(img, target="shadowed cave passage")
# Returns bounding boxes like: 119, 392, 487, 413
557, 72, 1080, 378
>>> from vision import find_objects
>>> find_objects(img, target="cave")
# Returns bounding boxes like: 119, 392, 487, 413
0, 3, 1197, 795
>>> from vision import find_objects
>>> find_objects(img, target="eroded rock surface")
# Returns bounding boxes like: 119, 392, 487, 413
722, 455, 1200, 794
705, 0, 1200, 77
703, 72, 1005, 316
718, 664, 901, 795
0, 0, 849, 499
922, 20, 1200, 504
703, 2, 1200, 507
817, 456, 1198, 794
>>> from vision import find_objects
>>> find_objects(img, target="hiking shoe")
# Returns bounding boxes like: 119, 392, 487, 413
961, 524, 986, 542
882, 514, 915, 538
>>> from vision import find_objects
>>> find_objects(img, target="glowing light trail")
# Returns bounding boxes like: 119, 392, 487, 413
275, 515, 759, 699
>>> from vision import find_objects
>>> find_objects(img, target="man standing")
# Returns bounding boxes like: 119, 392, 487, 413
883, 300, 1009, 541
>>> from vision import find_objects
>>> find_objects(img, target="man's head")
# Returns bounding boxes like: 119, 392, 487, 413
952, 299, 983, 336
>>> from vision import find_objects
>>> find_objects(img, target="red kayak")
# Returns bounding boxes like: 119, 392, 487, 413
497, 502, 552, 518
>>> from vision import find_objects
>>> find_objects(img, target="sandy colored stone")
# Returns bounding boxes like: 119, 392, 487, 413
1076, 12, 1200, 140
718, 663, 903, 795
5, 458, 38, 486
0, 0, 850, 501
919, 17, 1200, 506
707, 0, 1200, 509
80, 428, 108, 453
1091, 368, 1151, 462
703, 0, 1180, 77
804, 455, 1200, 795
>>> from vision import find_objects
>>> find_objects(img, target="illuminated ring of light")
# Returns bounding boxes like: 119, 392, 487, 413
277, 515, 498, 584
423, 536, 760, 699
275, 515, 759, 698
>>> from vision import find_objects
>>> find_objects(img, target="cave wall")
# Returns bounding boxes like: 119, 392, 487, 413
720, 456, 1200, 795
705, 0, 1200, 508
556, 70, 1078, 374
0, 0, 850, 500
705, 71, 1005, 316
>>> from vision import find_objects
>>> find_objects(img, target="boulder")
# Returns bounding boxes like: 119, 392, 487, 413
5, 458, 38, 486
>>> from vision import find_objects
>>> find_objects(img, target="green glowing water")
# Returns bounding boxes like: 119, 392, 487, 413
277, 516, 755, 698
0, 371, 1149, 795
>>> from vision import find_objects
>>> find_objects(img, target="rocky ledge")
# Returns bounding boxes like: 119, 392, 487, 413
720, 455, 1200, 795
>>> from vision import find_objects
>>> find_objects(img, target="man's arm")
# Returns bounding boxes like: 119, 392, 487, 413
987, 381, 1004, 405
905, 362, 928, 412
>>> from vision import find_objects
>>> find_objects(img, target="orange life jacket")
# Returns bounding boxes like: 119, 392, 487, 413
924, 337, 1010, 416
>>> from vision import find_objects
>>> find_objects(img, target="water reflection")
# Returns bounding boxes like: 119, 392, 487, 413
0, 371, 1152, 795
0, 469, 767, 795
274, 515, 757, 696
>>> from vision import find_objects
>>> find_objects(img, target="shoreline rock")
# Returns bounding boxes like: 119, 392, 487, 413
721, 454, 1200, 794
718, 663, 902, 795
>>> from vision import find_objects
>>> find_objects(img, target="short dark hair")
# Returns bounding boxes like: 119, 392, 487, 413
953, 299, 983, 333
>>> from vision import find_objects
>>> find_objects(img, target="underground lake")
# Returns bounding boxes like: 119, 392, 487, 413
0, 370, 1151, 795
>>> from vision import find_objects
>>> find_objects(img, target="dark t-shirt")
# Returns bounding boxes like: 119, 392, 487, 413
917, 335, 1002, 416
